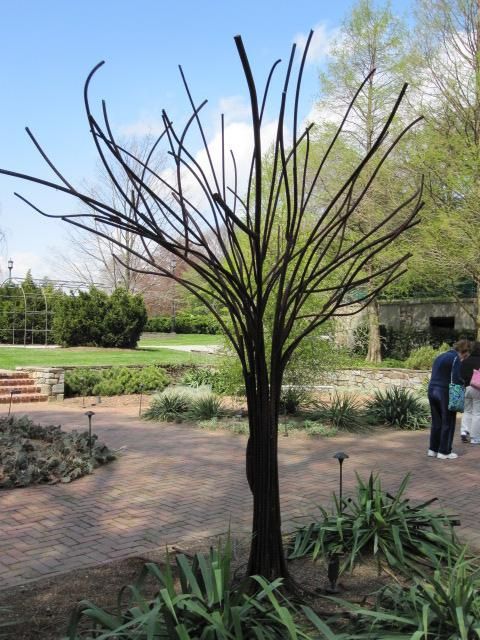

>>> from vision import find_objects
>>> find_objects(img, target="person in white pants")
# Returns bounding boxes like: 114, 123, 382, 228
460, 341, 480, 445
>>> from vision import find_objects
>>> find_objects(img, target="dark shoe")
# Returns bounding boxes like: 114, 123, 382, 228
461, 433, 469, 443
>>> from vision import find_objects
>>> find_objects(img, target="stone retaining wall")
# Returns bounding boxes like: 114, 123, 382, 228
16, 367, 64, 401
325, 367, 430, 392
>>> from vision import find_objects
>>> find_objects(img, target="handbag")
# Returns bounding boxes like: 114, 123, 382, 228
448, 356, 465, 412
470, 369, 480, 391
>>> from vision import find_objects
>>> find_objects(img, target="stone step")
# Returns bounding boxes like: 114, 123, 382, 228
0, 378, 36, 387
0, 371, 30, 380
0, 393, 48, 404
0, 385, 42, 394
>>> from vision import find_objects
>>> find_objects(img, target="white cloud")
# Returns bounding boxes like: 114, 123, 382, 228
118, 115, 165, 137
217, 96, 251, 125
294, 23, 339, 65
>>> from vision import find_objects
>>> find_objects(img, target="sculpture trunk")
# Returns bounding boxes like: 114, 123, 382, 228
245, 360, 289, 581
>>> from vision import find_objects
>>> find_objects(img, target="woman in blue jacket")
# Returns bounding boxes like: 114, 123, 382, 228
428, 339, 471, 459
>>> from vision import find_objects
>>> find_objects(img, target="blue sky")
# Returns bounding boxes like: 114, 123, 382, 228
0, 0, 412, 281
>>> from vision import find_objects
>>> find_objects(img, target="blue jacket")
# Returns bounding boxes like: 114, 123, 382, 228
429, 350, 464, 389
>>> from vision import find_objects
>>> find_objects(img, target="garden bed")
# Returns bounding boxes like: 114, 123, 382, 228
0, 416, 116, 488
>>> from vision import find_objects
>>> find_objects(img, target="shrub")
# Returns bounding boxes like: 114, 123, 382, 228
65, 366, 170, 398
66, 541, 308, 639
365, 386, 430, 430
144, 388, 191, 421
405, 342, 450, 369
188, 393, 224, 420
311, 392, 368, 432
145, 313, 220, 334
53, 286, 147, 348
288, 473, 459, 575
64, 369, 104, 396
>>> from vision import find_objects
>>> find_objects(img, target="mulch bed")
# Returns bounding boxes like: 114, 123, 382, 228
0, 535, 401, 640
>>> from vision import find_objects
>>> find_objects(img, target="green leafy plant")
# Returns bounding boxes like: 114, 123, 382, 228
365, 386, 430, 430
144, 388, 191, 422
288, 473, 460, 575
66, 541, 312, 639
310, 392, 368, 432
326, 551, 480, 639
404, 342, 450, 370
181, 366, 220, 390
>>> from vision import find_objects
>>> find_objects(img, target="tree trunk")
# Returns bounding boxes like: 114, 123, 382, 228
244, 366, 289, 582
366, 298, 382, 363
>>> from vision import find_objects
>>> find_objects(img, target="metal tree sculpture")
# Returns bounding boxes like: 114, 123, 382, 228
0, 33, 422, 582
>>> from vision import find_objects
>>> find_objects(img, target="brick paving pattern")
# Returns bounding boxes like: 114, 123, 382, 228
1, 401, 479, 590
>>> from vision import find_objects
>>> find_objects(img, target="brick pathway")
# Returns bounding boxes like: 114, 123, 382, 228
1, 402, 480, 590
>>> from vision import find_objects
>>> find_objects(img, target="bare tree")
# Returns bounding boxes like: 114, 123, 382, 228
55, 138, 171, 293
0, 33, 422, 582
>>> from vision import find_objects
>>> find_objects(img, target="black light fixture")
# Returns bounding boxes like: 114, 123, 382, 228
84, 411, 95, 456
333, 451, 349, 508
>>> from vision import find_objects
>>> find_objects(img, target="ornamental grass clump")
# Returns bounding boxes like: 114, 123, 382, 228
188, 393, 225, 420
144, 388, 191, 422
288, 473, 460, 575
365, 386, 430, 430
66, 540, 312, 639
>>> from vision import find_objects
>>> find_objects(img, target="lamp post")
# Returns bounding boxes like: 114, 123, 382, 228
326, 451, 349, 594
138, 384, 144, 417
84, 411, 95, 457
170, 258, 177, 333
7, 259, 13, 282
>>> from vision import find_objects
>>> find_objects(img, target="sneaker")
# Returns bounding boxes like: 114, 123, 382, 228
461, 433, 469, 443
471, 440, 480, 445
427, 449, 437, 457
437, 452, 458, 459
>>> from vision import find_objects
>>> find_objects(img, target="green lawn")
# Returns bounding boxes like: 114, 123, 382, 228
0, 346, 218, 370
138, 333, 222, 347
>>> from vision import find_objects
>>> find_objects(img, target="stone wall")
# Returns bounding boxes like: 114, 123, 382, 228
324, 367, 430, 393
16, 367, 64, 401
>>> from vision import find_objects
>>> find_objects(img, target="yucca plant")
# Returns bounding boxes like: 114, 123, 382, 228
188, 393, 224, 420
66, 540, 313, 639
280, 387, 311, 415
288, 473, 460, 575
144, 389, 191, 422
365, 386, 430, 430
310, 392, 368, 432
323, 551, 480, 639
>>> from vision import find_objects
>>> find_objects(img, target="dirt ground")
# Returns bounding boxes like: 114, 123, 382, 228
0, 535, 397, 640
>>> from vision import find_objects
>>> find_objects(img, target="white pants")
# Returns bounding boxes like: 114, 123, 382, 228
461, 386, 480, 443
